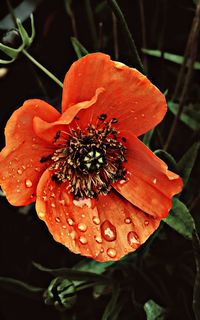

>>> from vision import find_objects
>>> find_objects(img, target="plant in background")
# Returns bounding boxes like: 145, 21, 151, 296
0, 0, 199, 319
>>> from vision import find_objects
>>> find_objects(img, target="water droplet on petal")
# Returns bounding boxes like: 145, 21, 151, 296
67, 218, 74, 226
51, 203, 56, 208
107, 248, 117, 258
78, 223, 87, 232
42, 196, 47, 201
25, 179, 32, 188
62, 225, 67, 229
35, 167, 40, 172
141, 113, 145, 117
50, 193, 55, 198
119, 179, 126, 185
124, 217, 132, 224
17, 169, 23, 175
79, 236, 88, 244
69, 231, 76, 240
95, 235, 103, 243
38, 212, 45, 218
101, 220, 117, 242
55, 217, 60, 223
127, 231, 140, 249
73, 198, 91, 208
144, 220, 149, 226
93, 216, 100, 225
59, 199, 65, 205
100, 248, 104, 253
153, 178, 157, 184
22, 165, 26, 170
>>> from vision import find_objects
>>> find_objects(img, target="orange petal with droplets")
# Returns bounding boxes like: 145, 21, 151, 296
114, 132, 183, 218
0, 99, 59, 205
62, 53, 167, 136
36, 169, 161, 261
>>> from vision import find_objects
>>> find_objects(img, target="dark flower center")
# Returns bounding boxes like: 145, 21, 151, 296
42, 114, 127, 199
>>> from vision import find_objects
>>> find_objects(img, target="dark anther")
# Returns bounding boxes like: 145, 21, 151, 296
51, 174, 62, 184
111, 118, 118, 123
98, 114, 107, 121
53, 131, 61, 143
40, 154, 52, 163
122, 137, 126, 142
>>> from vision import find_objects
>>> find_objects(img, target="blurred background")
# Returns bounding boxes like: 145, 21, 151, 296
0, 1, 199, 319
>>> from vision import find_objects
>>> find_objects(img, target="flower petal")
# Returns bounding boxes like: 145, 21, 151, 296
33, 88, 104, 144
36, 169, 161, 261
0, 99, 60, 205
62, 53, 167, 136
114, 132, 183, 218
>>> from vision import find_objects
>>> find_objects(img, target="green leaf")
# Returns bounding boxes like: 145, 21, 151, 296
143, 128, 155, 147
142, 48, 200, 70
101, 285, 122, 320
0, 277, 44, 300
163, 198, 195, 240
154, 149, 177, 171
177, 142, 200, 186
193, 231, 200, 320
71, 37, 88, 59
74, 258, 114, 274
168, 101, 200, 131
144, 299, 166, 320
33, 262, 108, 283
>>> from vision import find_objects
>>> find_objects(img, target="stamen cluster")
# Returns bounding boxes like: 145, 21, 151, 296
44, 114, 127, 199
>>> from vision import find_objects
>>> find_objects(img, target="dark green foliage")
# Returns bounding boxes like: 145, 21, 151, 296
0, 0, 199, 320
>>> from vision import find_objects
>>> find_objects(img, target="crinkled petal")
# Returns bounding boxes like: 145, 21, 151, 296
114, 132, 183, 218
33, 88, 104, 143
62, 53, 167, 136
0, 99, 59, 205
36, 169, 161, 261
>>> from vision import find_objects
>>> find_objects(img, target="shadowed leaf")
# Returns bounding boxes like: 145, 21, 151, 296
144, 299, 166, 320
101, 285, 122, 320
193, 231, 200, 320
154, 149, 177, 171
164, 198, 195, 240
177, 142, 200, 186
143, 128, 155, 147
168, 101, 200, 131
71, 37, 88, 59
142, 48, 200, 70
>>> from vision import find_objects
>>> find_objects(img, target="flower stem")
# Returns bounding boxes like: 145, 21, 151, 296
107, 0, 144, 74
22, 49, 63, 88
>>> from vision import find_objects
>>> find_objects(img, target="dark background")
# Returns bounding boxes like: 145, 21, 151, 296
0, 1, 199, 319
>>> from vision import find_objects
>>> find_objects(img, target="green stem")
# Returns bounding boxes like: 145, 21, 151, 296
107, 0, 144, 73
22, 49, 63, 88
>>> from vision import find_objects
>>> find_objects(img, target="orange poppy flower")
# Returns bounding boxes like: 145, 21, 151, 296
0, 53, 183, 261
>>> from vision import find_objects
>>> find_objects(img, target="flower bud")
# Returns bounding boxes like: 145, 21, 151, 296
43, 277, 77, 312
